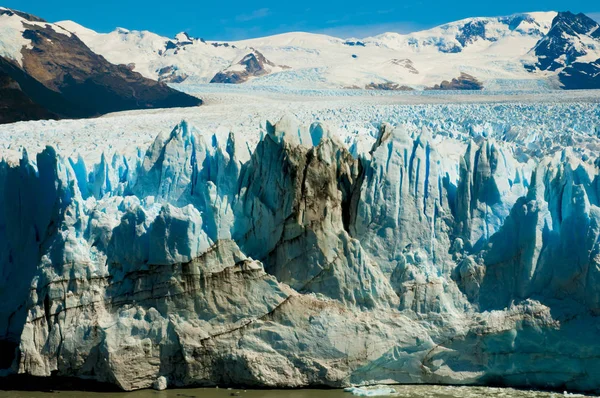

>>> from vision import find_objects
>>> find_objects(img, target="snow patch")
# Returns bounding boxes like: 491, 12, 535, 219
0, 10, 30, 65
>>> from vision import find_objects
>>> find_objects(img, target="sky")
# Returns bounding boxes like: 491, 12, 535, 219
5, 0, 600, 40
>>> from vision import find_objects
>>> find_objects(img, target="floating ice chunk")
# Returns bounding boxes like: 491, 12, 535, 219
153, 376, 167, 391
344, 386, 398, 397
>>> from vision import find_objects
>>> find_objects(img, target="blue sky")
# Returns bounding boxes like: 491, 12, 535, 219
6, 0, 600, 40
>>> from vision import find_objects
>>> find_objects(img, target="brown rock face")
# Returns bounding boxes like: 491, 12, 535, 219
157, 66, 189, 83
210, 50, 277, 84
389, 58, 419, 74
0, 8, 45, 22
427, 73, 483, 90
0, 63, 58, 124
365, 82, 414, 91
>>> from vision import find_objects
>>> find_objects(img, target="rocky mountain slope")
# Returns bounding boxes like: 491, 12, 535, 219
427, 73, 483, 90
210, 49, 288, 83
560, 57, 600, 89
0, 7, 201, 124
1, 107, 600, 392
0, 70, 57, 124
56, 11, 600, 90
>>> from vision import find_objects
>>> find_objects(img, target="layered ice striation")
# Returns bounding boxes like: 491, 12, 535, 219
2, 116, 600, 392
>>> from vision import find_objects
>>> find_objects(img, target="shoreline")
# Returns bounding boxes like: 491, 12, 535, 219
1, 377, 598, 396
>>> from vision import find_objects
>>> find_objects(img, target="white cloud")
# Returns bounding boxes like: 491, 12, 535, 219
235, 8, 271, 23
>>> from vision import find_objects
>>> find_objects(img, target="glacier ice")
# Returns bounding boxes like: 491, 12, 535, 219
1, 114, 600, 393
344, 385, 399, 396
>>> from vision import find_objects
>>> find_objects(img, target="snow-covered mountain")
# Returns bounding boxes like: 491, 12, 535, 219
0, 7, 201, 124
528, 11, 600, 71
525, 11, 600, 88
52, 11, 599, 90
2, 7, 600, 91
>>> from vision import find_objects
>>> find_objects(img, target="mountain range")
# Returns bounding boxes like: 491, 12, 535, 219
56, 10, 600, 90
1, 7, 600, 125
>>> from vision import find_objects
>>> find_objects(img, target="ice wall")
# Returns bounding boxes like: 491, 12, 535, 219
1, 117, 600, 392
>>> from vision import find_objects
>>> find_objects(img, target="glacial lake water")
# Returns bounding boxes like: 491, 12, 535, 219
0, 385, 595, 398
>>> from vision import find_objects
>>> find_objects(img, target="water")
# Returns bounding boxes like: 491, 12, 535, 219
0, 385, 594, 398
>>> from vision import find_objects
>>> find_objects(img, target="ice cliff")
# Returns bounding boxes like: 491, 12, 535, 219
2, 117, 600, 392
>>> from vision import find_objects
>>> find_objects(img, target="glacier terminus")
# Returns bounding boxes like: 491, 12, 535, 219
1, 91, 600, 393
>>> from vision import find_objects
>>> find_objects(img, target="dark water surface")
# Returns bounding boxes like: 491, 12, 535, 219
0, 385, 594, 398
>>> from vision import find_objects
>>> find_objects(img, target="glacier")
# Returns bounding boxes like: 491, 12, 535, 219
2, 110, 600, 393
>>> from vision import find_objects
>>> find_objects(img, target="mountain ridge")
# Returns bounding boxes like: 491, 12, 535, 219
48, 10, 600, 90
